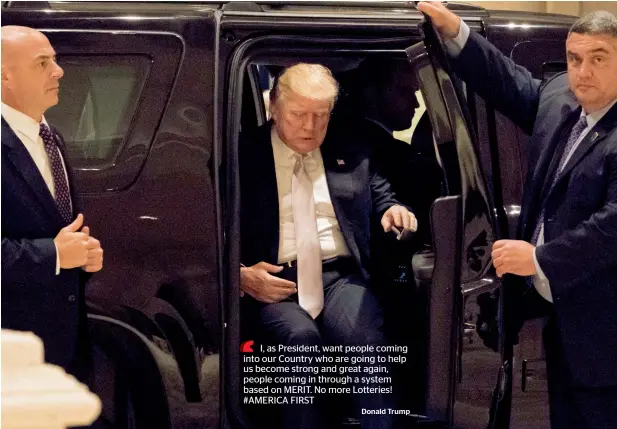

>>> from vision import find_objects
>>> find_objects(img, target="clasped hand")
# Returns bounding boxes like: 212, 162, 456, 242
54, 213, 104, 273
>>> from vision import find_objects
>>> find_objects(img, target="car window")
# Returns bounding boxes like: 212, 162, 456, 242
393, 90, 426, 144
46, 55, 150, 168
510, 40, 566, 80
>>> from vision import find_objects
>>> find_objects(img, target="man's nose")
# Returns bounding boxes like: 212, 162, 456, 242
303, 114, 315, 131
52, 61, 64, 79
578, 59, 593, 78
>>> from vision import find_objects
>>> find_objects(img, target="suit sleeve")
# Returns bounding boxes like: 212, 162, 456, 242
536, 151, 617, 288
450, 31, 542, 135
2, 238, 57, 286
369, 159, 408, 218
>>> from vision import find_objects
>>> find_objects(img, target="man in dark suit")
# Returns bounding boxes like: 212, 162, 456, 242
1, 26, 104, 376
240, 63, 416, 429
334, 58, 443, 409
418, 3, 617, 428
335, 57, 442, 249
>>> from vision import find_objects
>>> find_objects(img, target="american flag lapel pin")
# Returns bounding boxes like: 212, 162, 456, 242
337, 159, 345, 166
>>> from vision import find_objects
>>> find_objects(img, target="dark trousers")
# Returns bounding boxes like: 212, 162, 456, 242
243, 258, 396, 429
544, 317, 617, 429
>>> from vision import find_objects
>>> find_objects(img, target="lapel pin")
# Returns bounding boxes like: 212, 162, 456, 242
591, 131, 599, 142
337, 159, 345, 166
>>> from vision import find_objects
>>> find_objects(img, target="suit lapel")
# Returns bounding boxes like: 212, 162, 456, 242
522, 97, 579, 237
1, 118, 64, 223
556, 102, 617, 184
320, 138, 361, 265
534, 102, 580, 198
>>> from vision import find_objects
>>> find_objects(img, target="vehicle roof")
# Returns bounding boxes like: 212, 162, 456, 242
4, 1, 577, 25
3, 1, 487, 15
5, 1, 485, 12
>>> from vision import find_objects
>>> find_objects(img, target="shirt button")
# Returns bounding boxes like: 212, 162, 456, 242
68, 295, 76, 303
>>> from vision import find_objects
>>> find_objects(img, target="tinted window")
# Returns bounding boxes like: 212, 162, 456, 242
47, 55, 150, 168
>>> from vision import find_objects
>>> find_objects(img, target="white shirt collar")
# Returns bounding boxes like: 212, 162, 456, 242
271, 125, 319, 167
1, 102, 49, 143
583, 98, 617, 129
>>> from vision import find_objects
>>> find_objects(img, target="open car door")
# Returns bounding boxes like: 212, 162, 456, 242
406, 15, 512, 429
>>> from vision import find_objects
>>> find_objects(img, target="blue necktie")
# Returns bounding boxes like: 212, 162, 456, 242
40, 124, 72, 224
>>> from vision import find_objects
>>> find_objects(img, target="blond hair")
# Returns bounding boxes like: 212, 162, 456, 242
270, 63, 339, 109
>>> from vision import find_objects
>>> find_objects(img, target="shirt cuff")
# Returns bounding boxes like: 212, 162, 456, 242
532, 247, 548, 282
444, 20, 470, 57
54, 242, 60, 275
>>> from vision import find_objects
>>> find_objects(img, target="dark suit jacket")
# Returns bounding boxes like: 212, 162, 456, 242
355, 114, 442, 247
1, 117, 88, 370
452, 31, 617, 387
240, 121, 400, 281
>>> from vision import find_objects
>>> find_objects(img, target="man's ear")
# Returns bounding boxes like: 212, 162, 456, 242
269, 98, 279, 122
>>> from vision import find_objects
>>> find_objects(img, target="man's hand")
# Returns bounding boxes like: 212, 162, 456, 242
416, 1, 461, 39
241, 262, 297, 303
80, 226, 103, 273
54, 214, 90, 269
491, 240, 537, 278
381, 205, 417, 234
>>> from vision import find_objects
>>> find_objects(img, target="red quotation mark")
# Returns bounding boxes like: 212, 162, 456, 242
240, 340, 254, 352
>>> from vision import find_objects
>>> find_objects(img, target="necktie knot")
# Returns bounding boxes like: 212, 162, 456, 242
39, 123, 51, 138
293, 153, 309, 173
39, 123, 55, 149
572, 115, 588, 137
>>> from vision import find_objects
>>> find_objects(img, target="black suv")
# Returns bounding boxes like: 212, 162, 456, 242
2, 2, 576, 429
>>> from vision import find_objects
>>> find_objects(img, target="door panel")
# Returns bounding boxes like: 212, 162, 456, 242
410, 15, 507, 428
425, 196, 463, 423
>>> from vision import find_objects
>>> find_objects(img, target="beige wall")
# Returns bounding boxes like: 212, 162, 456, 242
466, 1, 617, 16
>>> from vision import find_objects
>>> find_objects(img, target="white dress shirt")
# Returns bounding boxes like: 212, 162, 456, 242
2, 102, 72, 274
271, 128, 350, 263
446, 21, 617, 302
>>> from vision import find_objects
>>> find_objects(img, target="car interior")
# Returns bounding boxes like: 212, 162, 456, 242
235, 50, 447, 425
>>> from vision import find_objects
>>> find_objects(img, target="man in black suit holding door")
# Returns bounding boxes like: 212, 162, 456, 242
1, 26, 104, 377
417, 3, 617, 428
240, 63, 416, 429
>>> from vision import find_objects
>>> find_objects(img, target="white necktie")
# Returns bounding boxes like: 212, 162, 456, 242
292, 154, 323, 318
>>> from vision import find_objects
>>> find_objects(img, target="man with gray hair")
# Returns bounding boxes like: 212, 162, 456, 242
417, 3, 617, 428
239, 63, 416, 429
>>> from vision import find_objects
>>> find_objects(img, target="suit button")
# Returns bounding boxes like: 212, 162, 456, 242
68, 295, 76, 303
